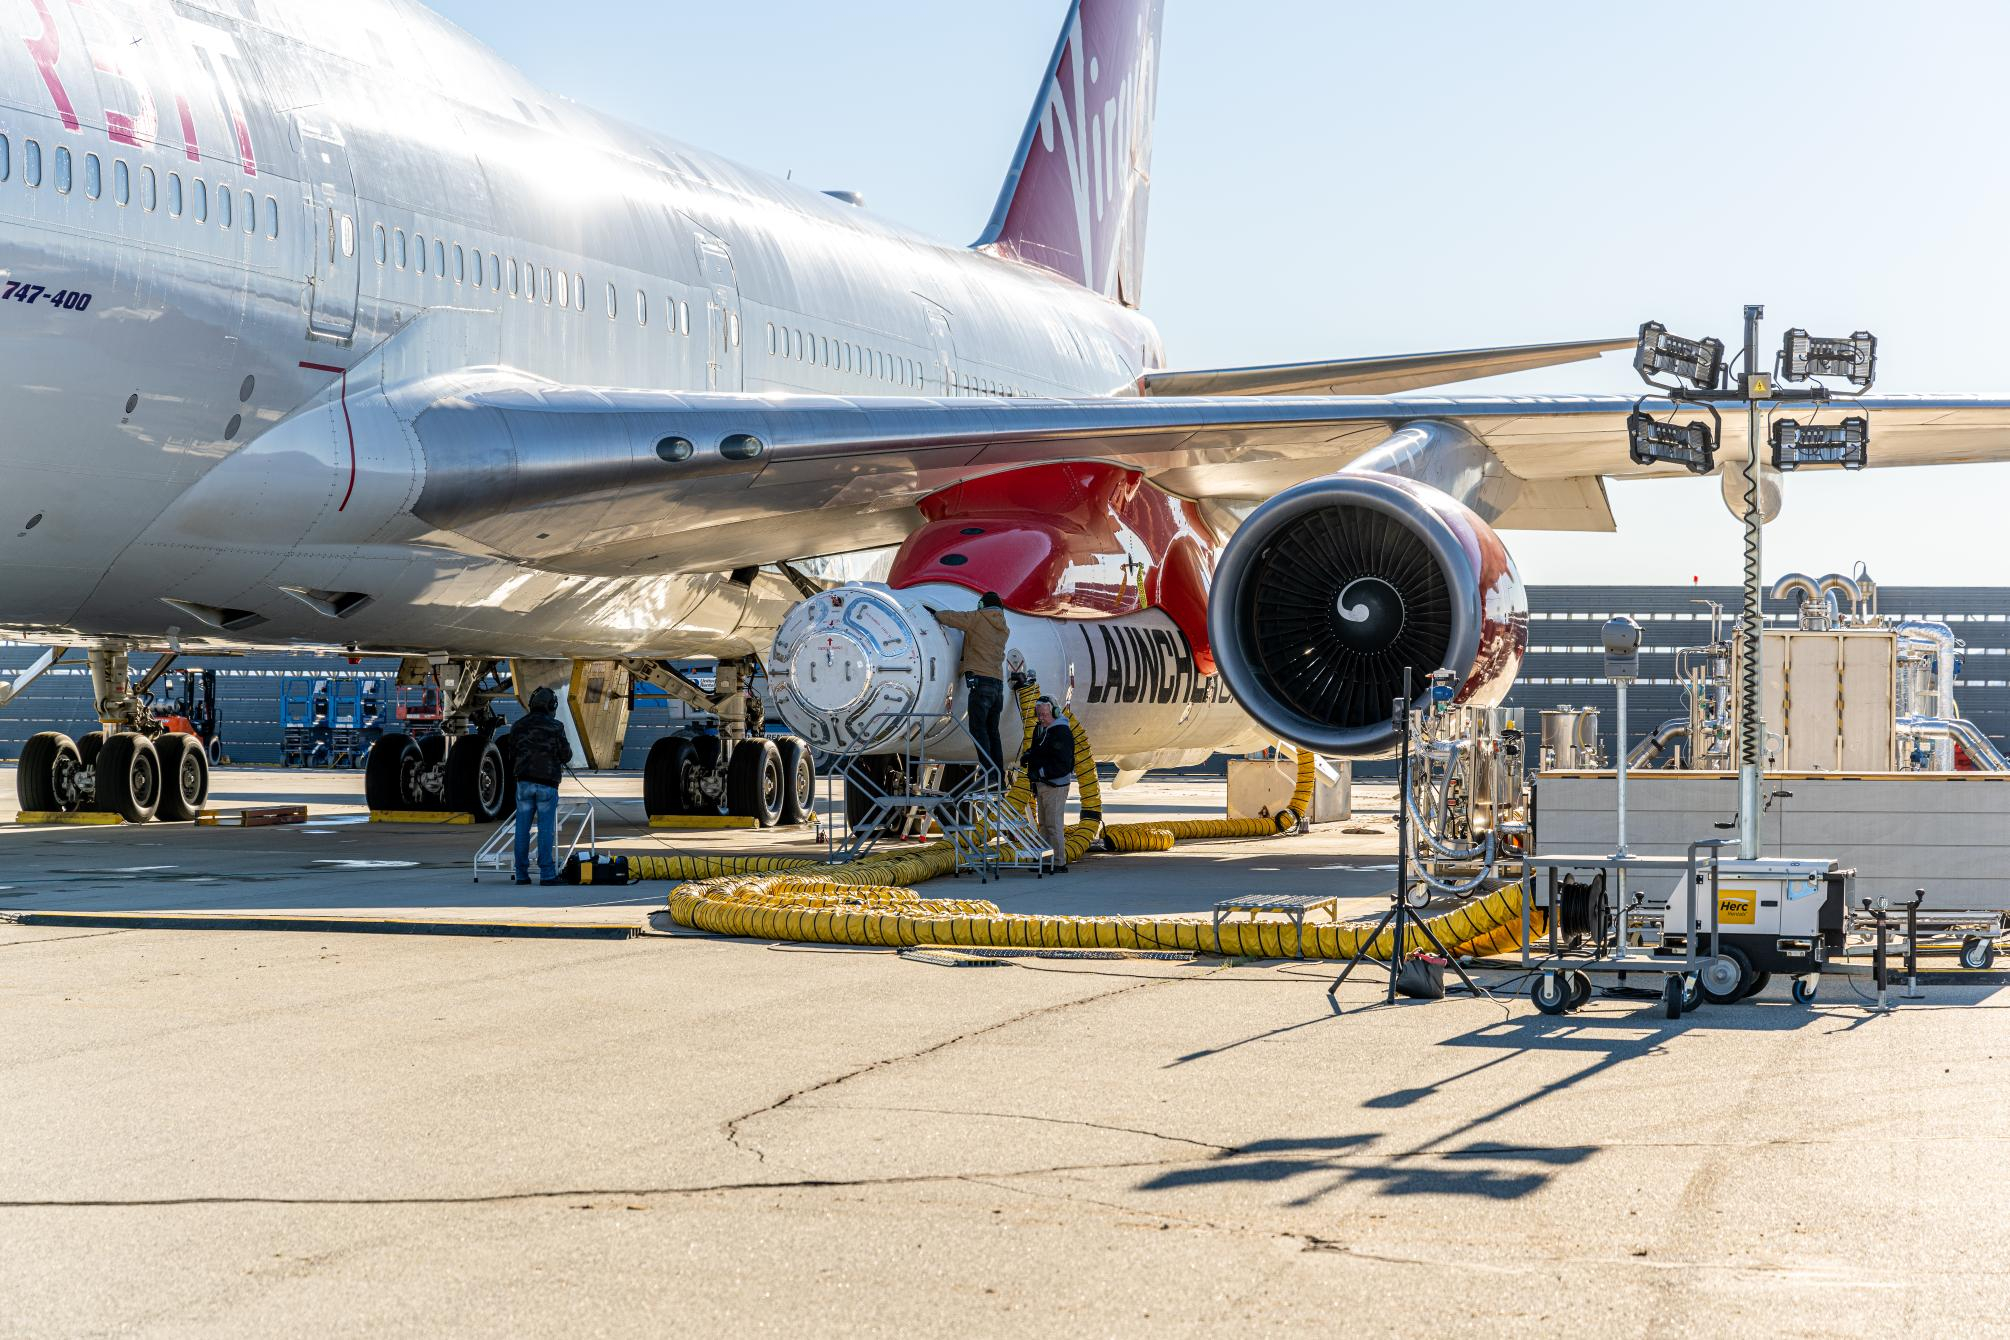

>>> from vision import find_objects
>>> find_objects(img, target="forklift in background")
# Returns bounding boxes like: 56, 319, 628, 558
155, 668, 223, 765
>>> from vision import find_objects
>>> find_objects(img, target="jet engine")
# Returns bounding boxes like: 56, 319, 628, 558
1206, 472, 1528, 757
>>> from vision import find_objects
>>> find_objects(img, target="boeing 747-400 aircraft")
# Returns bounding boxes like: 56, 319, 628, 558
3, 0, 2008, 826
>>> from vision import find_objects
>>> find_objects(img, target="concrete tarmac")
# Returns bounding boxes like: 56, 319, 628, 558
2, 766, 2006, 1337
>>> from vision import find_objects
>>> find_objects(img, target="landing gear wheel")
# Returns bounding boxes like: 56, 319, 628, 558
727, 738, 784, 828
154, 733, 210, 822
364, 732, 422, 812
1961, 937, 1998, 971
446, 733, 510, 823
1531, 972, 1570, 1016
95, 732, 161, 824
419, 732, 448, 770
494, 732, 517, 817
77, 730, 107, 768
18, 732, 83, 813
1699, 946, 1754, 1004
1740, 971, 1773, 1000
1663, 974, 1685, 1020
1792, 974, 1821, 1005
1566, 971, 1594, 1012
775, 736, 814, 826
644, 737, 697, 817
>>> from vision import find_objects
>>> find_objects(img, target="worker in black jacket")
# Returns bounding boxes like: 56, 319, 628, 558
511, 686, 574, 885
1019, 696, 1075, 873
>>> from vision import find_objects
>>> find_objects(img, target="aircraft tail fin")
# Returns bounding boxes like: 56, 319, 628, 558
975, 0, 1166, 308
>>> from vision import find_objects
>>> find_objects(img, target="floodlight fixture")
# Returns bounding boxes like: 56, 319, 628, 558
1634, 320, 1726, 392
1771, 416, 1869, 471
1780, 329, 1877, 389
1628, 410, 1717, 475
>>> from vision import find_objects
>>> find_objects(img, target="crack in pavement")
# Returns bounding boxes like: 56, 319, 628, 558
0, 1157, 1196, 1210
811, 1103, 1234, 1154
720, 972, 1177, 1168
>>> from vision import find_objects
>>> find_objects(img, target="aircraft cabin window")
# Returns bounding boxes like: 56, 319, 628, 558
395, 229, 407, 268
454, 244, 465, 283
508, 259, 519, 294
53, 145, 70, 194
167, 172, 182, 216
114, 159, 129, 205
542, 267, 554, 305
23, 139, 40, 188
573, 273, 584, 310
141, 166, 155, 211
242, 191, 254, 232
636, 291, 647, 326
192, 177, 206, 221
375, 224, 387, 264
416, 234, 427, 273
340, 214, 355, 258
218, 184, 231, 229
0, 134, 9, 183
606, 282, 617, 319
679, 300, 690, 334
556, 271, 568, 309
489, 253, 500, 290
766, 323, 776, 354
473, 250, 484, 287
84, 152, 100, 200
434, 239, 445, 276
265, 196, 278, 238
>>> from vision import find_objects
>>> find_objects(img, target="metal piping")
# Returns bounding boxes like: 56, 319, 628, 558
1628, 717, 1691, 769
1769, 573, 1821, 608
1898, 715, 2010, 772
1816, 573, 1863, 619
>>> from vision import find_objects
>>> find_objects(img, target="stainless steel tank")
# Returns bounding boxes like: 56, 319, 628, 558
1539, 707, 1602, 771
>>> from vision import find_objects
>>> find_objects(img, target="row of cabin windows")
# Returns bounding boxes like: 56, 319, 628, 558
371, 221, 696, 334
951, 370, 1024, 398
0, 133, 280, 237
765, 321, 923, 387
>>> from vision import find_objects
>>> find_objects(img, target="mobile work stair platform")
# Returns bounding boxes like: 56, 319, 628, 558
827, 713, 1055, 882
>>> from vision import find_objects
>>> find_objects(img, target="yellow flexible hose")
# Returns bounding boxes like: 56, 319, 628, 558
646, 682, 1541, 961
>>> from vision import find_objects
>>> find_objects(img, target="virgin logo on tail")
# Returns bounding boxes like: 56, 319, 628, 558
982, 0, 1165, 308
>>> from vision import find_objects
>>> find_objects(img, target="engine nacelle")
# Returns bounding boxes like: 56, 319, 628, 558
1207, 471, 1527, 757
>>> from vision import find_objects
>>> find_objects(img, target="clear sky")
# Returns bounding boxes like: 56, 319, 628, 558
426, 0, 2010, 586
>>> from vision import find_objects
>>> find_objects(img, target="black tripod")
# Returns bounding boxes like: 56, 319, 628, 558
1329, 669, 1484, 1007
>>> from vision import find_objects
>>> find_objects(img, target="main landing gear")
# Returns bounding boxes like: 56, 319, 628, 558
7, 646, 210, 823
362, 659, 519, 823
631, 658, 813, 828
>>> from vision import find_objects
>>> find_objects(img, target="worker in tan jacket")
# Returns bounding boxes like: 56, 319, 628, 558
929, 592, 1010, 788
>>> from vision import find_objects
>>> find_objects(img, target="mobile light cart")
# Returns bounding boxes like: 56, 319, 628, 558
1519, 843, 1855, 1018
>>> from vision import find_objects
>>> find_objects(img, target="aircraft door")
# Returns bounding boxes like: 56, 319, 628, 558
921, 302, 957, 394
696, 236, 742, 390
300, 128, 359, 344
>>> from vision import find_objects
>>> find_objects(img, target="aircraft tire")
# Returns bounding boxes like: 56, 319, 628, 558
726, 738, 783, 828
77, 730, 107, 768
96, 732, 162, 824
19, 732, 81, 813
154, 733, 210, 822
644, 736, 697, 817
446, 733, 510, 823
774, 736, 814, 826
364, 732, 421, 811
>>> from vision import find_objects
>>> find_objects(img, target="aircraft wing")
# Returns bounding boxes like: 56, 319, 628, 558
405, 377, 2010, 576
1140, 337, 1635, 397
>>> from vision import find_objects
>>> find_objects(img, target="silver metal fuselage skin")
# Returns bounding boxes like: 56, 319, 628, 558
0, 0, 1161, 661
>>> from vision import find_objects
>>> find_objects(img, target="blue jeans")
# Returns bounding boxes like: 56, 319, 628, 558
514, 780, 560, 882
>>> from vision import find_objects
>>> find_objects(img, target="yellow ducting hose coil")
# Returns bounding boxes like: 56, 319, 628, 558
649, 682, 1540, 960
